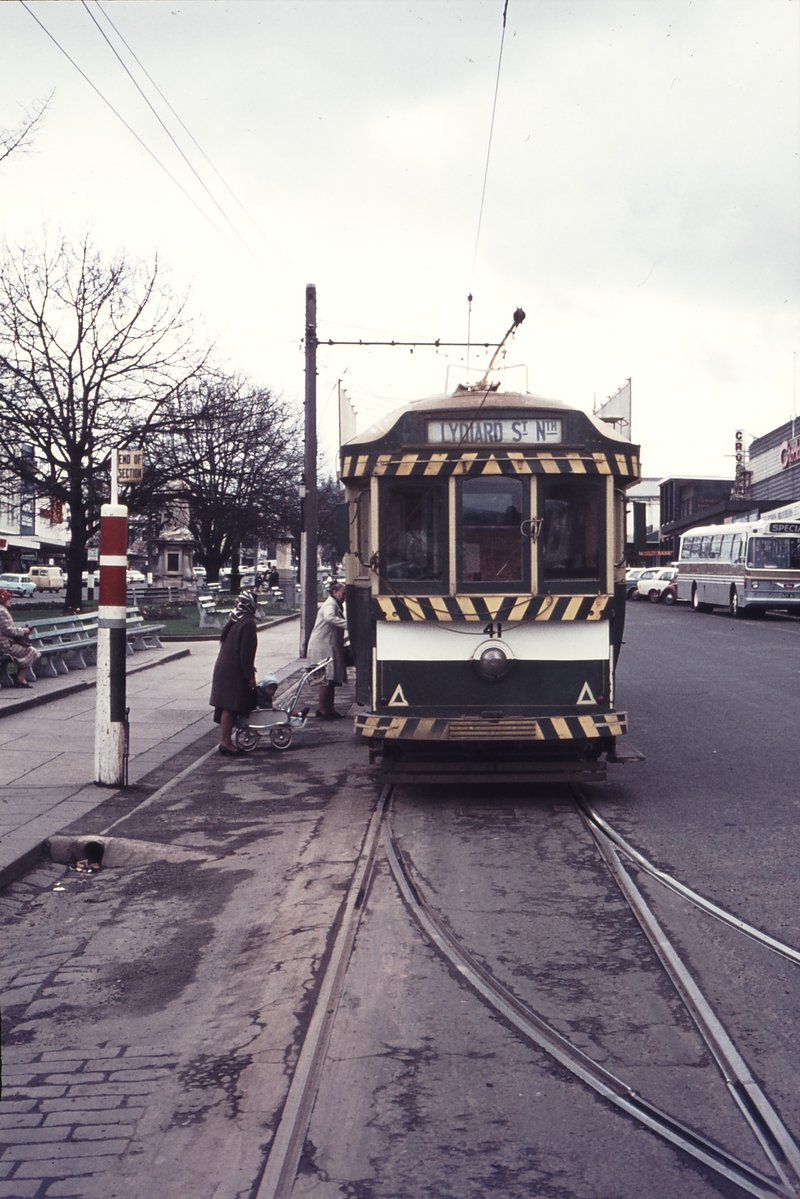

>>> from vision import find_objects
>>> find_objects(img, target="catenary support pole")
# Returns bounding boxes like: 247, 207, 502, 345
94, 503, 128, 786
300, 284, 318, 656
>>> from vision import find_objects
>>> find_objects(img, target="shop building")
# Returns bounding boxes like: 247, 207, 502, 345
747, 418, 800, 508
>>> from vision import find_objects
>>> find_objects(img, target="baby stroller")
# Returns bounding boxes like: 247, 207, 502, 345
232, 658, 332, 753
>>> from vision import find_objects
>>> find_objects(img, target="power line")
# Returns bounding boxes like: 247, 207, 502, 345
81, 0, 261, 264
94, 0, 285, 265
471, 0, 510, 282
19, 0, 230, 245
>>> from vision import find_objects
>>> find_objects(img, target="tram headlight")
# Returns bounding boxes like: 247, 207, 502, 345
476, 644, 510, 680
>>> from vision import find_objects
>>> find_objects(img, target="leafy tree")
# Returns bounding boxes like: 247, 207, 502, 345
0, 235, 203, 609
150, 374, 302, 588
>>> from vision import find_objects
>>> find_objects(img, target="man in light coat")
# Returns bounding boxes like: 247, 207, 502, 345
306, 582, 347, 719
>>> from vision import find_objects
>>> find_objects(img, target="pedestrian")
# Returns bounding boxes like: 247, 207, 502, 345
267, 567, 280, 590
0, 588, 40, 688
306, 581, 348, 719
209, 590, 258, 756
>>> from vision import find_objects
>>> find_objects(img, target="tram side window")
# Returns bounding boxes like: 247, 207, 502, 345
382, 479, 447, 586
459, 476, 526, 584
540, 479, 602, 584
747, 537, 800, 570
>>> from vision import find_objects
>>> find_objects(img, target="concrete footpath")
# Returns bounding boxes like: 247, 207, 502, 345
0, 616, 302, 891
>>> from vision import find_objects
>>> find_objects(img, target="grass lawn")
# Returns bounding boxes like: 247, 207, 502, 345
14, 600, 297, 638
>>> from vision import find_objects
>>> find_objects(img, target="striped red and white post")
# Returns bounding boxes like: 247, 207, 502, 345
94, 502, 128, 785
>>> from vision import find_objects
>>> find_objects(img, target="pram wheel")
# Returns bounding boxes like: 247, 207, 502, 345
233, 727, 261, 753
270, 725, 293, 750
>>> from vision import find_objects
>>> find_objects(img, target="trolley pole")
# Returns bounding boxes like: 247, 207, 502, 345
300, 284, 318, 656
94, 502, 128, 785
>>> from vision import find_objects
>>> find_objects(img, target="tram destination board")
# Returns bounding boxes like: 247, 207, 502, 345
426, 417, 562, 445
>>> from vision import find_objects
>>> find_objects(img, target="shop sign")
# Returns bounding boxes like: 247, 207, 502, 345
780, 436, 800, 470
427, 417, 562, 445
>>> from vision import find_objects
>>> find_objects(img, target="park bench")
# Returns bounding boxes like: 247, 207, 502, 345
195, 593, 269, 630
0, 608, 166, 688
126, 585, 186, 606
125, 607, 166, 652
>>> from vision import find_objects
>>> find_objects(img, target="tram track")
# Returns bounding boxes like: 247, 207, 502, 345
381, 787, 800, 1199
256, 781, 800, 1199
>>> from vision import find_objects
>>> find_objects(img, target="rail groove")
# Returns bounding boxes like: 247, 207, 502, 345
254, 786, 390, 1199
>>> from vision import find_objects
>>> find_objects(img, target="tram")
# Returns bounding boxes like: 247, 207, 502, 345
340, 381, 643, 782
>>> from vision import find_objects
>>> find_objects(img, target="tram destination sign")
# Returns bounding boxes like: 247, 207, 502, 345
426, 417, 562, 446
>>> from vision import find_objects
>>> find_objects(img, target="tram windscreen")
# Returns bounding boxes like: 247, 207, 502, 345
540, 479, 602, 583
383, 480, 447, 583
460, 477, 525, 583
747, 537, 800, 570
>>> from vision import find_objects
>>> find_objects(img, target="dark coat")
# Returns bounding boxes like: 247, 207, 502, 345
209, 615, 258, 715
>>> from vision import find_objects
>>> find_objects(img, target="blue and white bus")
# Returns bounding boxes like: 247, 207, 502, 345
676, 503, 800, 616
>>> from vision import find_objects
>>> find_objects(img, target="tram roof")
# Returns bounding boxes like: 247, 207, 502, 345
342, 389, 636, 453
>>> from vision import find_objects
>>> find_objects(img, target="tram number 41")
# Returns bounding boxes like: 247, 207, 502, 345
483, 622, 503, 638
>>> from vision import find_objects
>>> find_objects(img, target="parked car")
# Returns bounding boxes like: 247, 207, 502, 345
661, 577, 679, 605
636, 567, 678, 603
624, 568, 647, 599
28, 565, 64, 592
0, 572, 36, 598
126, 569, 146, 584
628, 567, 660, 600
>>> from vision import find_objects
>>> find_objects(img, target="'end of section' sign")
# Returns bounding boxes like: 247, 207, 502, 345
115, 449, 144, 483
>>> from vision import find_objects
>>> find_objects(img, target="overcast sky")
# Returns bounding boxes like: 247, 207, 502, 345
1, 0, 798, 479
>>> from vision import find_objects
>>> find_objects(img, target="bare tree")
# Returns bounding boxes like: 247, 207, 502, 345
1, 96, 51, 165
0, 234, 205, 609
150, 374, 302, 588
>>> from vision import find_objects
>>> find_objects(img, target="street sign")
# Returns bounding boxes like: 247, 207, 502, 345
115, 448, 144, 483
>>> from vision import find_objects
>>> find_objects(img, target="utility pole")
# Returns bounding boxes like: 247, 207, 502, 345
300, 284, 318, 655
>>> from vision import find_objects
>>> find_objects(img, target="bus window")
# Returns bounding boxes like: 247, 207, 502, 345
685, 537, 700, 560
700, 536, 712, 558
680, 538, 693, 560
382, 479, 447, 586
459, 476, 526, 584
540, 478, 602, 585
709, 535, 723, 559
747, 537, 800, 570
732, 534, 744, 563
720, 534, 734, 561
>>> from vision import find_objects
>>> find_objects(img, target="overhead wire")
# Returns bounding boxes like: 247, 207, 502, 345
80, 0, 262, 266
471, 0, 510, 283
19, 0, 231, 246
91, 0, 285, 266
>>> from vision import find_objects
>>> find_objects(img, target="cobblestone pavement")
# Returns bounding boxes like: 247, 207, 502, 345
0, 679, 374, 1199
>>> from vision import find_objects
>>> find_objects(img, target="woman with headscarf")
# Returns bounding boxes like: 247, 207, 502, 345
306, 581, 348, 719
0, 588, 40, 688
209, 590, 259, 756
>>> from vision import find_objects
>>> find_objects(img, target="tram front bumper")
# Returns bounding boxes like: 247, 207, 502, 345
354, 711, 628, 741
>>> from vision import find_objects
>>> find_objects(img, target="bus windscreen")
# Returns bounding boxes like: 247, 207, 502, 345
747, 537, 800, 570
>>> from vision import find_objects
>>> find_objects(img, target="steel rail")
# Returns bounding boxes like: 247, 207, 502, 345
253, 786, 391, 1199
382, 816, 793, 1199
575, 797, 800, 967
577, 807, 800, 1197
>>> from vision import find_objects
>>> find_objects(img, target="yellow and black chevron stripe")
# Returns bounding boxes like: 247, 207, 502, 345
373, 594, 613, 622
341, 448, 639, 480
354, 712, 627, 741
